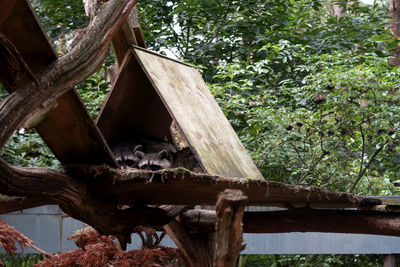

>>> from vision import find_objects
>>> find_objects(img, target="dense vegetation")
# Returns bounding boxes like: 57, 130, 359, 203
0, 0, 399, 265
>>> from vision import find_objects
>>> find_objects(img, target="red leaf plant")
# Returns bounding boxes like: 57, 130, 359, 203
35, 227, 182, 267
0, 218, 49, 265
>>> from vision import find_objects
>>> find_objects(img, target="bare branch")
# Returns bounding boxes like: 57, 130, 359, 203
98, 168, 380, 208
0, 159, 171, 248
350, 140, 389, 193
0, 196, 51, 214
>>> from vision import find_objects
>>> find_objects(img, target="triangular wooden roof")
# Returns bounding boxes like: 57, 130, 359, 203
96, 47, 264, 180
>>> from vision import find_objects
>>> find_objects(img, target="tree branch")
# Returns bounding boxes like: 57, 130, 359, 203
350, 140, 389, 193
0, 158, 171, 249
0, 196, 51, 214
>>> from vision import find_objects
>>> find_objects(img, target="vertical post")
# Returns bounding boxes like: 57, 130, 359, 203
384, 254, 397, 267
389, 0, 400, 66
213, 189, 248, 267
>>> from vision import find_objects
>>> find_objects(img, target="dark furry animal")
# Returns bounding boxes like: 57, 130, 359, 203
113, 136, 202, 172
135, 150, 173, 171
112, 143, 142, 169
172, 147, 203, 172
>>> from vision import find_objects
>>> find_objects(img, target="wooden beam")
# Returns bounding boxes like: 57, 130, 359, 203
93, 168, 381, 208
180, 208, 400, 237
213, 190, 247, 267
0, 0, 56, 77
0, 32, 37, 89
0, 0, 17, 27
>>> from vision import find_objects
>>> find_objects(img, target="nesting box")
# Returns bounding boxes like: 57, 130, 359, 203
96, 46, 263, 180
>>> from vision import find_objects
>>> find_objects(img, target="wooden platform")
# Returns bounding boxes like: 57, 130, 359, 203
0, 0, 117, 167
93, 168, 382, 208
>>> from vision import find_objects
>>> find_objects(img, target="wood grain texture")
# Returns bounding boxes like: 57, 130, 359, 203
96, 51, 173, 145
92, 168, 382, 208
164, 220, 215, 267
132, 47, 264, 180
0, 0, 119, 167
0, 0, 56, 77
214, 190, 247, 267
0, 0, 17, 27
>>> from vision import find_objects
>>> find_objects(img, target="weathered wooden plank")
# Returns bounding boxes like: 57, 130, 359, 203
0, 0, 57, 79
92, 168, 381, 208
0, 0, 17, 27
96, 51, 173, 145
132, 47, 264, 180
0, 0, 117, 167
214, 190, 247, 267
372, 196, 400, 206
34, 89, 117, 165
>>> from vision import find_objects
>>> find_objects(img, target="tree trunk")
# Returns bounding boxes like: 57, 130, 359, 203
389, 0, 400, 66
164, 220, 215, 267
180, 208, 400, 237
384, 254, 397, 267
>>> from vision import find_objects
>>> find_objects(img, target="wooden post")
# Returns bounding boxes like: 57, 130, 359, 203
384, 254, 397, 267
213, 189, 248, 267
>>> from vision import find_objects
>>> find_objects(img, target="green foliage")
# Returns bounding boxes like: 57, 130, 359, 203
0, 130, 60, 169
210, 51, 400, 194
31, 0, 88, 46
76, 69, 111, 120
138, 0, 389, 81
0, 254, 43, 267
237, 254, 385, 267
137, 0, 398, 195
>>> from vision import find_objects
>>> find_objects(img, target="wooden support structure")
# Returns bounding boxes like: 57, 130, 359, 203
164, 220, 215, 267
163, 190, 248, 267
92, 168, 380, 208
0, 0, 117, 168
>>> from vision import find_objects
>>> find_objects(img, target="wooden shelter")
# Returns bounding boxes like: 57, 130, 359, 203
96, 46, 263, 179
1, 0, 400, 266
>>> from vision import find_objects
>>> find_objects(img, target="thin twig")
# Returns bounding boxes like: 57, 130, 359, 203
359, 123, 365, 178
350, 140, 389, 193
